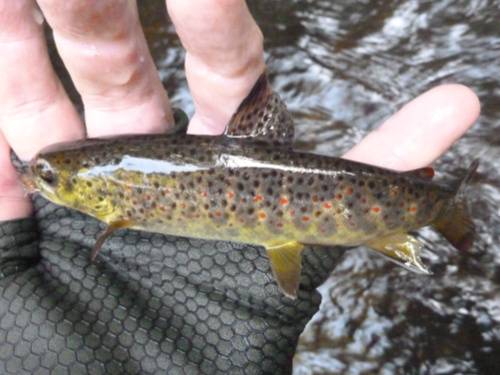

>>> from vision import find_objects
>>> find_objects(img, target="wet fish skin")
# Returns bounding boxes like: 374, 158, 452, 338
28, 134, 476, 295
25, 72, 477, 298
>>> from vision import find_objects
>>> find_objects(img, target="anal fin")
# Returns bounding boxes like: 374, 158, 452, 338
91, 220, 134, 261
265, 240, 305, 299
366, 233, 431, 274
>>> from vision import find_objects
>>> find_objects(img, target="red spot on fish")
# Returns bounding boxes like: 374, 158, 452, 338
387, 221, 394, 226
177, 218, 182, 222
280, 197, 288, 205
194, 213, 200, 219
228, 192, 234, 199
253, 195, 262, 203
372, 206, 381, 213
259, 212, 266, 219
145, 194, 151, 201
320, 228, 326, 233
201, 191, 207, 198
277, 222, 283, 228
241, 198, 247, 203
410, 205, 418, 213
215, 211, 222, 217
164, 188, 170, 194
359, 198, 366, 204
390, 190, 397, 196
229, 223, 233, 227
180, 203, 186, 210
132, 200, 137, 206
150, 213, 155, 218
126, 185, 132, 190
429, 192, 437, 200
312, 195, 319, 202
346, 187, 353, 195
336, 223, 341, 228
336, 194, 343, 200
289, 210, 295, 217
420, 199, 427, 205
399, 201, 405, 207
435, 202, 442, 210
302, 216, 310, 222
238, 218, 244, 223
323, 202, 332, 209
159, 206, 165, 211
349, 222, 355, 227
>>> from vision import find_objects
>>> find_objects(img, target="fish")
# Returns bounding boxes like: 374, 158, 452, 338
24, 72, 478, 299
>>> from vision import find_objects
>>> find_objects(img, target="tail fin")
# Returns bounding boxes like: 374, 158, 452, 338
433, 159, 479, 251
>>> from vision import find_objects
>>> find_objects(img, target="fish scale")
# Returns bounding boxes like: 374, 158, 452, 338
26, 72, 478, 299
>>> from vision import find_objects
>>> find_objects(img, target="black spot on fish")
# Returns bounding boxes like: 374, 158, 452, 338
64, 180, 74, 193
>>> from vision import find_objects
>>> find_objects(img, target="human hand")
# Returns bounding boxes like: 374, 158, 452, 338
0, 0, 479, 374
0, 0, 265, 221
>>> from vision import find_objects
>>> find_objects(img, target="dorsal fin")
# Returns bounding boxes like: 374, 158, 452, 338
223, 71, 295, 146
402, 167, 435, 180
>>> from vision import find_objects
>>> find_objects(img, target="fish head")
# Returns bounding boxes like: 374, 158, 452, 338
28, 146, 116, 220
29, 154, 66, 205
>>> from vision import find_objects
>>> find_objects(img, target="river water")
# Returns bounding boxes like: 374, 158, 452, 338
53, 1, 500, 374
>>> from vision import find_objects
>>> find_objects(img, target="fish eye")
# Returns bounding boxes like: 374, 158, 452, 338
34, 159, 57, 185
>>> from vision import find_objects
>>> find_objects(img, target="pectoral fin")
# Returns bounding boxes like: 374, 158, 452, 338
265, 240, 305, 299
91, 220, 134, 261
366, 234, 431, 274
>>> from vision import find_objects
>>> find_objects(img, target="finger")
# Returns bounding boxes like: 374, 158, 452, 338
167, 0, 265, 135
0, 131, 32, 220
36, 0, 174, 137
343, 84, 480, 170
0, 0, 84, 161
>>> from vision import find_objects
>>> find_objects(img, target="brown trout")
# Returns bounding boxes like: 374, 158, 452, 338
25, 73, 477, 298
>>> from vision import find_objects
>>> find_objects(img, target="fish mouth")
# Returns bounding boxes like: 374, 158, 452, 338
21, 172, 63, 205
19, 173, 39, 195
